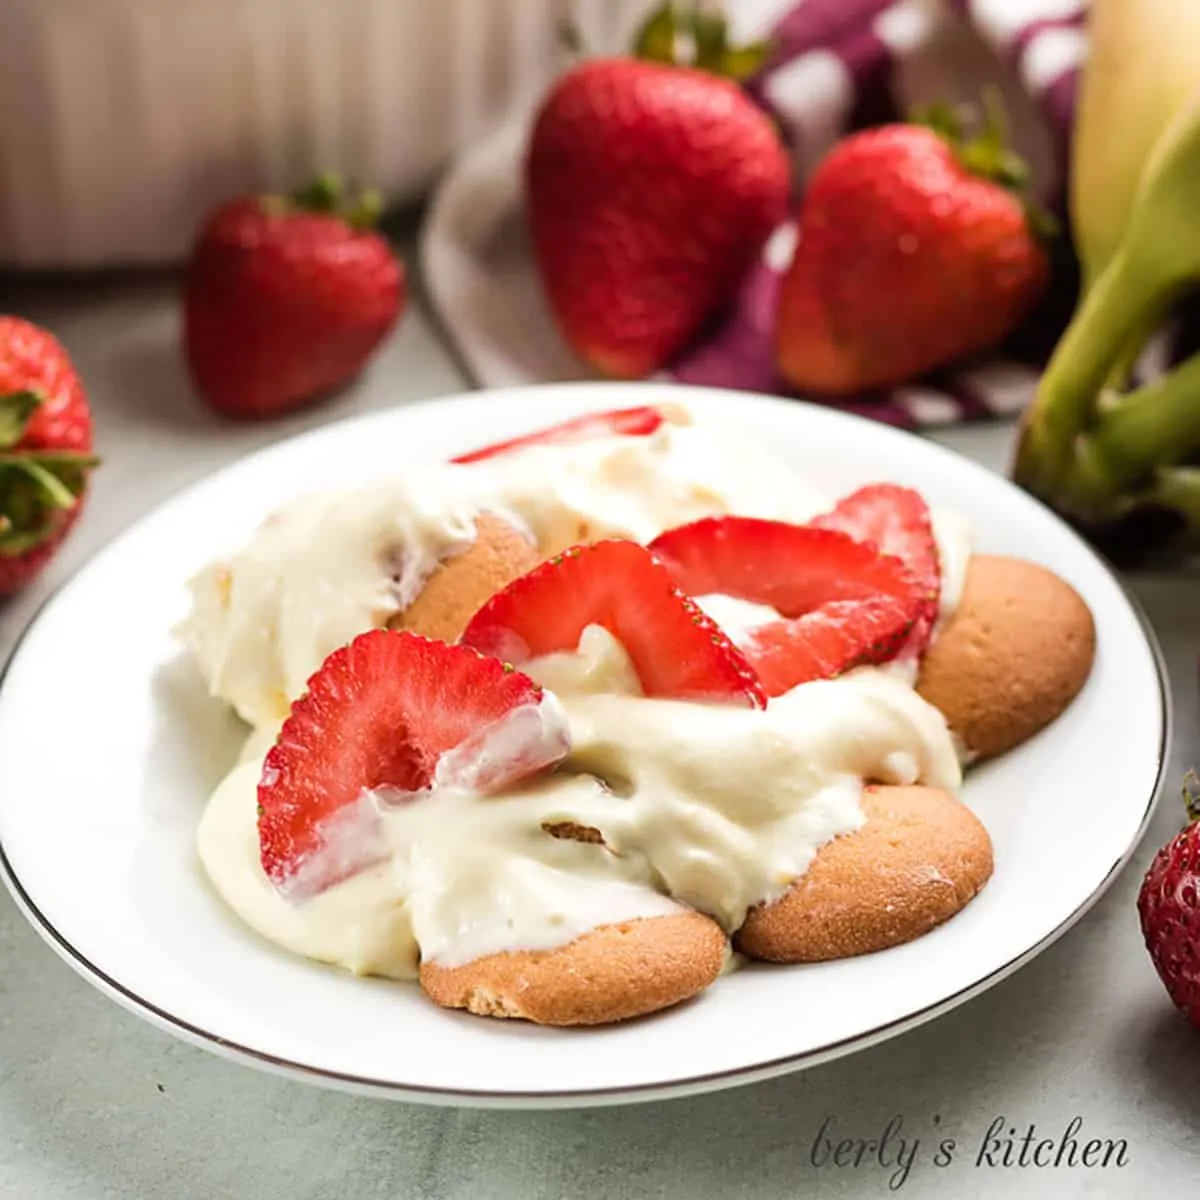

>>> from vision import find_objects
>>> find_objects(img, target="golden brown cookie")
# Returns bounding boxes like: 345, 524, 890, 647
735, 785, 993, 963
917, 554, 1095, 759
391, 512, 541, 644
537, 517, 600, 560
419, 912, 727, 1026
543, 820, 605, 844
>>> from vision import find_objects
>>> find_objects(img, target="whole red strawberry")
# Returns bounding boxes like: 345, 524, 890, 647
526, 7, 788, 379
183, 174, 405, 419
1138, 774, 1200, 1029
776, 102, 1049, 395
0, 316, 97, 597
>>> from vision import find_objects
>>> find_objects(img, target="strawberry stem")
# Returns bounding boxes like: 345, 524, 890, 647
0, 449, 96, 555
912, 99, 963, 143
283, 173, 384, 231
4, 458, 76, 510
631, 2, 772, 81
0, 390, 42, 450
292, 172, 343, 213
346, 188, 384, 231
911, 88, 1057, 243
1184, 769, 1200, 825
691, 9, 730, 73
958, 86, 1028, 189
633, 3, 681, 64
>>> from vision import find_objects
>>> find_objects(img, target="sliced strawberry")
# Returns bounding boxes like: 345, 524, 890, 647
809, 484, 940, 653
648, 516, 924, 697
258, 629, 570, 897
460, 539, 766, 708
648, 518, 920, 617
450, 405, 669, 465
742, 601, 917, 697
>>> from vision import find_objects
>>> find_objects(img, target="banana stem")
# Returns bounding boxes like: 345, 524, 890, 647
1091, 346, 1200, 485
1104, 306, 1164, 390
1144, 465, 1200, 545
1020, 247, 1172, 485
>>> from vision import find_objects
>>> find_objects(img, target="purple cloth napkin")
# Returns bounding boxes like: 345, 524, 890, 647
668, 0, 1090, 428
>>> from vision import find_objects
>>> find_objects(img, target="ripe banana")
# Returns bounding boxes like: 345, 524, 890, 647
1070, 0, 1200, 294
1013, 0, 1200, 560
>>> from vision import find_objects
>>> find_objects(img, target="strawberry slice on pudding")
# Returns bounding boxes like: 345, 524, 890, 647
449, 404, 681, 464
648, 517, 927, 697
736, 601, 918, 697
257, 629, 571, 898
460, 539, 767, 708
648, 518, 921, 616
809, 483, 941, 650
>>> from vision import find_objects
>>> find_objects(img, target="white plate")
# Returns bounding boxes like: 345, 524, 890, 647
0, 382, 1168, 1109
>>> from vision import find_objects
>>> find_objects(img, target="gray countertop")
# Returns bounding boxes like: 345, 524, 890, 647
1, 262, 1198, 1199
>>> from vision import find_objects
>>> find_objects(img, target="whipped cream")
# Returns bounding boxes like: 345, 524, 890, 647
187, 405, 974, 978
199, 628, 961, 976
178, 416, 971, 726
